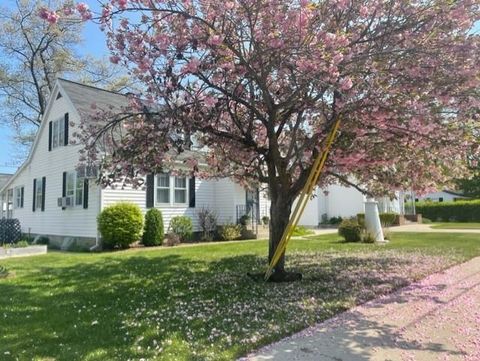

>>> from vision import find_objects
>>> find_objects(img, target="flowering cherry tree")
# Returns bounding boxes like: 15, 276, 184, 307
42, 0, 479, 279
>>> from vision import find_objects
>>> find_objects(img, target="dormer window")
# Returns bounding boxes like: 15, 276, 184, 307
48, 113, 69, 151
52, 117, 65, 149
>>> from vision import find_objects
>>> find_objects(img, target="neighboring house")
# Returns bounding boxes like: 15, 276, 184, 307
416, 190, 471, 203
0, 173, 12, 190
0, 79, 268, 249
295, 186, 405, 227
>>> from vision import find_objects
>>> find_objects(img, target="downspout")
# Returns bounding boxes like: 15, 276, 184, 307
89, 184, 102, 251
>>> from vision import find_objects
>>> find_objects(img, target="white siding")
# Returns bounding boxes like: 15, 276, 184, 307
102, 177, 219, 231
2, 92, 100, 238
212, 179, 238, 224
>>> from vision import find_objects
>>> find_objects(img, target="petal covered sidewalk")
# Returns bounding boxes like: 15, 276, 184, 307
243, 256, 480, 361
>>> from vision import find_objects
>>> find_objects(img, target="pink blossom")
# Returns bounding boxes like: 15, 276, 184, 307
339, 77, 353, 91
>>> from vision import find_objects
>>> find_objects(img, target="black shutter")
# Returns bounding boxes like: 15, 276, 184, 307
64, 113, 69, 146
48, 121, 53, 151
20, 187, 24, 208
146, 174, 154, 208
83, 179, 89, 209
61, 172, 67, 211
32, 179, 36, 212
41, 177, 46, 212
189, 177, 196, 208
62, 172, 67, 197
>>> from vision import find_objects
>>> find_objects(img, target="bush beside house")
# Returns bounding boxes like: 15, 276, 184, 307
142, 209, 164, 246
168, 216, 193, 242
416, 200, 480, 222
97, 203, 144, 249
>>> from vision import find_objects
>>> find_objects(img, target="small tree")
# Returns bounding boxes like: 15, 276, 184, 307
97, 202, 143, 249
142, 208, 164, 246
197, 207, 217, 241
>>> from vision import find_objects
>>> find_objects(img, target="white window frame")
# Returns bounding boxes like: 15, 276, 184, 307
14, 186, 24, 209
155, 174, 189, 207
75, 175, 84, 206
52, 117, 65, 150
66, 171, 84, 207
174, 176, 188, 205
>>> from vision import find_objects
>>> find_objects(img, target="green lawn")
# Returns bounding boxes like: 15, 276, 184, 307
430, 222, 480, 229
1, 232, 480, 361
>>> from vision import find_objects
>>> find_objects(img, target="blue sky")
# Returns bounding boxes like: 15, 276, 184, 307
0, 0, 107, 174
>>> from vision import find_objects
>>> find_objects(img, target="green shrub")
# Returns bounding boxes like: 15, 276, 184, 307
97, 202, 144, 249
14, 240, 29, 248
169, 216, 193, 241
35, 236, 49, 245
239, 214, 250, 226
416, 200, 480, 222
357, 213, 365, 228
329, 216, 343, 225
338, 219, 362, 242
292, 226, 314, 236
142, 208, 164, 246
0, 265, 8, 279
219, 223, 242, 241
261, 216, 270, 225
362, 232, 376, 243
379, 213, 397, 227
358, 212, 397, 228
422, 218, 432, 224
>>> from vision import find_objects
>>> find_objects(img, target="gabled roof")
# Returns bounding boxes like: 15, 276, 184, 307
0, 79, 128, 193
442, 190, 470, 198
57, 78, 128, 116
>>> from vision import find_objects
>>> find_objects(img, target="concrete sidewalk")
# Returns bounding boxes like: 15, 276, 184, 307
243, 256, 480, 361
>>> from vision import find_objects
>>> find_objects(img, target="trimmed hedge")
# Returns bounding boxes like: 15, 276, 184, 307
98, 202, 144, 249
142, 208, 164, 246
415, 200, 480, 222
357, 212, 397, 227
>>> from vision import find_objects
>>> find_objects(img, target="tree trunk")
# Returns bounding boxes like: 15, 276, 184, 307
268, 192, 294, 277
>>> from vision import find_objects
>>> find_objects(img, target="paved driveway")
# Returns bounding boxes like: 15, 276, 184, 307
242, 256, 480, 361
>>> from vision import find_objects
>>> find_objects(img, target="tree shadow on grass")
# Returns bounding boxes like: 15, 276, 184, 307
0, 250, 458, 361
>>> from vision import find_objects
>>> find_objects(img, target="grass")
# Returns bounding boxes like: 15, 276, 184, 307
430, 222, 480, 229
1, 232, 480, 361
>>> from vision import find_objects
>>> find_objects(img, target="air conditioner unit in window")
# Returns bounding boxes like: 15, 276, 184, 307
77, 165, 99, 179
65, 196, 74, 207
57, 196, 74, 208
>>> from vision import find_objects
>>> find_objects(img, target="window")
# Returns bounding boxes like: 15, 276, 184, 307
174, 177, 187, 204
156, 174, 170, 204
66, 172, 75, 198
75, 176, 84, 206
14, 186, 24, 208
36, 178, 43, 210
52, 117, 65, 149
155, 174, 189, 205
7, 189, 13, 218
66, 171, 84, 206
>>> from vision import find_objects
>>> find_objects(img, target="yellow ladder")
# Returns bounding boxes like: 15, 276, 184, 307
264, 117, 342, 281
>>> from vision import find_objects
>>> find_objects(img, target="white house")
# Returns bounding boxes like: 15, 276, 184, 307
0, 79, 269, 249
294, 186, 404, 227
0, 79, 407, 249
416, 190, 471, 203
